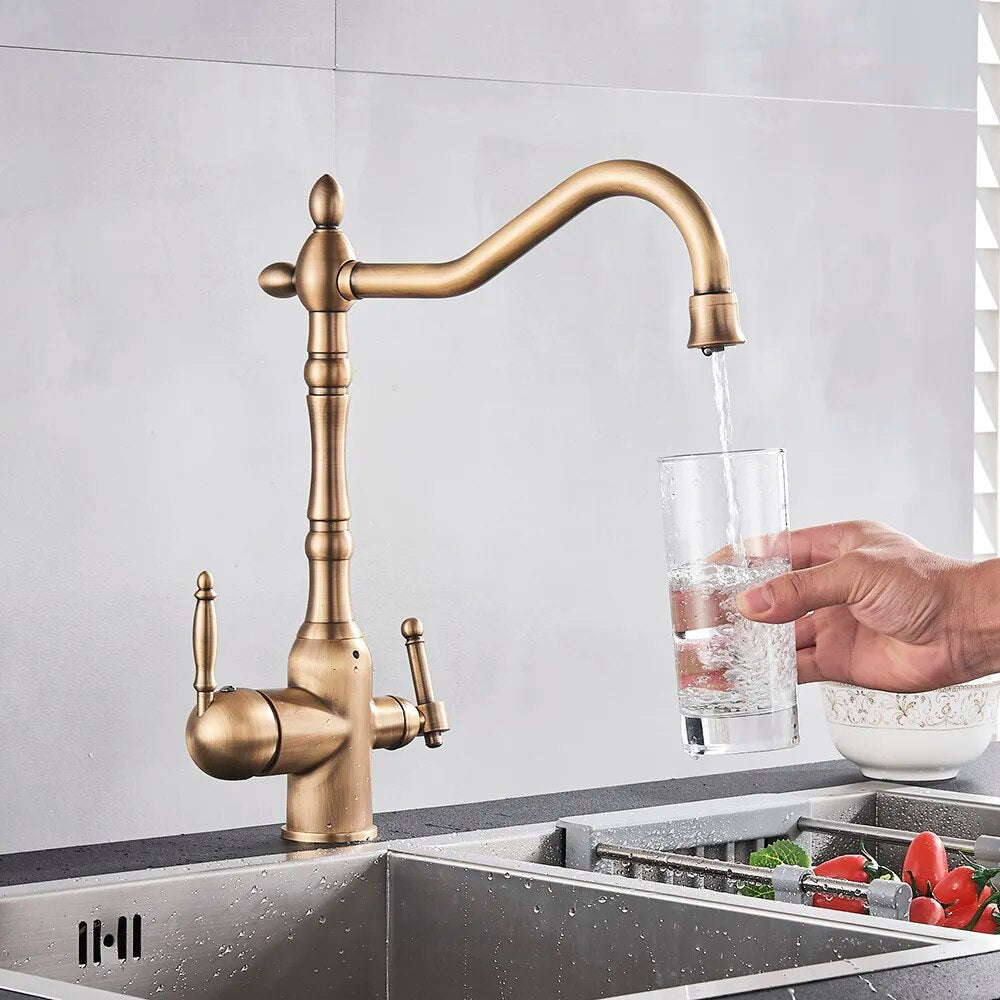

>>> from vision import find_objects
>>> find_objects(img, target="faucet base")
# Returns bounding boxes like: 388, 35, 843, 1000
280, 824, 378, 845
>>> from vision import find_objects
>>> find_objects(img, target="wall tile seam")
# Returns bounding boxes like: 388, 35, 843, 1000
0, 42, 336, 73
331, 66, 976, 115
0, 42, 971, 114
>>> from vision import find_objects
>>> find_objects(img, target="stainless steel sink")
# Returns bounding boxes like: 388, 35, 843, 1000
0, 814, 997, 999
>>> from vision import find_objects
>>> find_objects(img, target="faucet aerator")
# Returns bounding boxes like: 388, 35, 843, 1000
687, 291, 745, 353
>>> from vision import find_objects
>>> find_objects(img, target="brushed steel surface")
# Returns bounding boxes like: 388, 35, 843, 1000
386, 852, 932, 1000
796, 815, 979, 855
0, 846, 386, 998
0, 820, 997, 1000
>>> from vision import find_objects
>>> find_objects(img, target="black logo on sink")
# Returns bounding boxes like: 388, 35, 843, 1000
78, 915, 142, 966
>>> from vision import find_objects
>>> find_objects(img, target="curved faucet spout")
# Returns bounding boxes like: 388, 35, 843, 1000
341, 159, 744, 351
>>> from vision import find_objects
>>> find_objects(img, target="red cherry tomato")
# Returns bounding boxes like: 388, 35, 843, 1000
970, 903, 1000, 934
812, 855, 870, 913
909, 896, 946, 926
943, 891, 1000, 933
943, 905, 973, 928
901, 832, 949, 896
933, 866, 999, 909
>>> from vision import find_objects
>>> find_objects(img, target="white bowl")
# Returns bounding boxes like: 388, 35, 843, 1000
821, 678, 1000, 781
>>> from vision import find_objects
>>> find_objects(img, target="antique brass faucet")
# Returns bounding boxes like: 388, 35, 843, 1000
185, 159, 744, 844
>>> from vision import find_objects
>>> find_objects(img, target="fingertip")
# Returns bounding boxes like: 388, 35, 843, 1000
736, 583, 774, 619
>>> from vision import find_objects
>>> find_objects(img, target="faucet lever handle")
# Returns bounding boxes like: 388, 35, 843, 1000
258, 261, 297, 298
193, 571, 218, 716
401, 618, 449, 748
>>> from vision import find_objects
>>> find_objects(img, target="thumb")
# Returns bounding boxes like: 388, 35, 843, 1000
736, 559, 861, 623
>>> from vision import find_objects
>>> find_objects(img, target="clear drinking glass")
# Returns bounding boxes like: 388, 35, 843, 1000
658, 447, 799, 756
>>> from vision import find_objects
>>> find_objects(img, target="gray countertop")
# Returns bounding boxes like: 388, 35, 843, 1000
4, 748, 1000, 999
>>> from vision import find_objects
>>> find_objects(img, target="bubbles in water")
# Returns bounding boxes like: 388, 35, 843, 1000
670, 558, 796, 715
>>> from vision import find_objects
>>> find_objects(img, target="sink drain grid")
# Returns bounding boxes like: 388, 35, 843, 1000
594, 842, 912, 920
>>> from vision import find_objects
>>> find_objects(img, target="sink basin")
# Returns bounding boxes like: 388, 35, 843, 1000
0, 817, 996, 999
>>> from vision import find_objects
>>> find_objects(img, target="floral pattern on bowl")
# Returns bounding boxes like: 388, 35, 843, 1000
822, 680, 1000, 731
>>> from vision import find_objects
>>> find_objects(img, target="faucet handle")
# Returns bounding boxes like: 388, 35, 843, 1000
193, 571, 218, 716
401, 618, 449, 748
258, 261, 297, 298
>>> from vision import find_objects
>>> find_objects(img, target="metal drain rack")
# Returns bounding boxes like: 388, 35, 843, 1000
594, 842, 912, 919
559, 782, 1000, 919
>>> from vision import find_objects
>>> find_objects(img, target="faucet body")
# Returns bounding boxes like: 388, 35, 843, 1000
186, 159, 743, 844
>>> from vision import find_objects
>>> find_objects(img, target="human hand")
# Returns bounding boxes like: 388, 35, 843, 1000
735, 521, 999, 692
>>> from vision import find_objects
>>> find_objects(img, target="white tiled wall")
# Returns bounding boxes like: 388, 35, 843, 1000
0, 45, 335, 850
0, 0, 335, 66
0, 2, 977, 853
337, 0, 970, 106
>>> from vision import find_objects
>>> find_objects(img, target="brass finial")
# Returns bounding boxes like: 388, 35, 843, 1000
309, 174, 345, 228
400, 617, 423, 639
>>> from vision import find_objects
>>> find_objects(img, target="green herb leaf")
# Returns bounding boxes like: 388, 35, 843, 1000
748, 839, 810, 869
737, 882, 777, 900
736, 839, 810, 900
